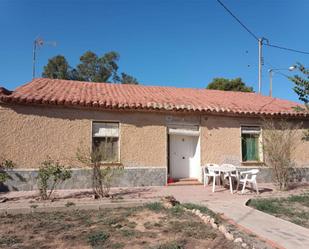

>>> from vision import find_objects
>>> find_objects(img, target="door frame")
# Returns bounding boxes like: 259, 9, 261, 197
167, 125, 201, 181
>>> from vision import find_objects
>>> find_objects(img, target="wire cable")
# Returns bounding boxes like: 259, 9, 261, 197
216, 0, 309, 55
265, 43, 309, 55
216, 0, 259, 41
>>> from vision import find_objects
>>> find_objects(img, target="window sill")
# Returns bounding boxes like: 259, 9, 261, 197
241, 161, 265, 166
100, 162, 123, 166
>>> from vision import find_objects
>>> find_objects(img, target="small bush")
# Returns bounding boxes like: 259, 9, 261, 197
37, 157, 72, 200
0, 235, 22, 246
145, 202, 164, 212
77, 144, 124, 198
169, 205, 184, 216
0, 158, 15, 184
87, 231, 109, 247
262, 120, 301, 190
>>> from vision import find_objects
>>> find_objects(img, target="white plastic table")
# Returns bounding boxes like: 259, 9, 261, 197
213, 165, 237, 194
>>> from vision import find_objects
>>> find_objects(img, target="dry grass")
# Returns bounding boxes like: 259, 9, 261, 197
0, 203, 242, 249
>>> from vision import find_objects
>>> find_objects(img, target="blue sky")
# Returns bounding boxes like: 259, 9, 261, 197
0, 0, 308, 102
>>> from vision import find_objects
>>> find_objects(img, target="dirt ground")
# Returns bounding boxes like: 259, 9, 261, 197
0, 203, 245, 249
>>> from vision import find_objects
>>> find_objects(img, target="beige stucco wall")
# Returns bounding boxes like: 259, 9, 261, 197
0, 103, 308, 169
200, 115, 309, 167
0, 104, 167, 168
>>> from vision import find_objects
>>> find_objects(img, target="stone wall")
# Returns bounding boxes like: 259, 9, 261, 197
1, 167, 167, 191
2, 166, 309, 192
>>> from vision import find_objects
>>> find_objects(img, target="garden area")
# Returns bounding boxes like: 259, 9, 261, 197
248, 192, 309, 229
0, 202, 274, 249
0, 203, 233, 249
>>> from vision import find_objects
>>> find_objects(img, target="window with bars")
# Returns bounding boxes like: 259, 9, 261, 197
241, 126, 262, 162
92, 122, 119, 162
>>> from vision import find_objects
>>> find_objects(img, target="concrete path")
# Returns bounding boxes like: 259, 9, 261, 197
150, 185, 309, 249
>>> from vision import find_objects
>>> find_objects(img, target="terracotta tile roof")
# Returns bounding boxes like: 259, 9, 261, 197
0, 87, 12, 96
0, 78, 307, 117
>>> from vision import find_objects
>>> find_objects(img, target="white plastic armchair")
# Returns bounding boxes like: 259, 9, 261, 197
203, 163, 220, 192
239, 169, 259, 194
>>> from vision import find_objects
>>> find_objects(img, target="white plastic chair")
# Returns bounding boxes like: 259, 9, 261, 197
239, 169, 259, 194
203, 163, 220, 192
221, 164, 240, 193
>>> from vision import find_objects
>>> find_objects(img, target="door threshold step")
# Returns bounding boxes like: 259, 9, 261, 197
177, 178, 199, 182
168, 180, 202, 186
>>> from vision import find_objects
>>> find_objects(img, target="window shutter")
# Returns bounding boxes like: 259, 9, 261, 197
241, 126, 261, 135
93, 122, 119, 137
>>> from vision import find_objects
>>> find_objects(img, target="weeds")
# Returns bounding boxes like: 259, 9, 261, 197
87, 231, 109, 247
249, 194, 309, 228
145, 202, 164, 212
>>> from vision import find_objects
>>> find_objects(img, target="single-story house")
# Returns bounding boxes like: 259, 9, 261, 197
0, 78, 308, 190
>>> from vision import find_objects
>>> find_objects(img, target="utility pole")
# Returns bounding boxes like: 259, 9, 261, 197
268, 69, 273, 97
258, 37, 269, 95
258, 38, 262, 94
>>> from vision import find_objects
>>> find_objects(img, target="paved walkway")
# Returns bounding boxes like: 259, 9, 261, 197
149, 185, 309, 249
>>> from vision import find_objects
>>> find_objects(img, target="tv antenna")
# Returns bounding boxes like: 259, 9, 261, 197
32, 37, 57, 79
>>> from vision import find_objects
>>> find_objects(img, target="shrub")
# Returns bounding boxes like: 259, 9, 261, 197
37, 157, 72, 200
145, 202, 164, 212
262, 120, 301, 190
87, 231, 109, 247
77, 144, 124, 198
0, 158, 15, 184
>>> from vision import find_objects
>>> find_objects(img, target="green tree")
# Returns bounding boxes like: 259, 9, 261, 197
289, 63, 309, 140
207, 77, 254, 92
76, 51, 119, 82
42, 55, 72, 79
42, 51, 139, 84
290, 63, 309, 104
119, 73, 139, 84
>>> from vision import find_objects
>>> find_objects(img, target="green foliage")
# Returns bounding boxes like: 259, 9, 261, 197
289, 63, 309, 141
87, 231, 109, 247
37, 157, 72, 200
0, 158, 15, 183
0, 235, 22, 247
169, 205, 185, 216
42, 55, 72, 80
77, 51, 119, 82
119, 73, 139, 84
42, 51, 139, 84
145, 202, 164, 212
207, 77, 254, 92
248, 198, 285, 215
248, 194, 309, 228
289, 63, 309, 104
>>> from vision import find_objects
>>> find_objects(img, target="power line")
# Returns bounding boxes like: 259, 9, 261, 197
216, 0, 309, 55
266, 43, 309, 55
216, 0, 259, 41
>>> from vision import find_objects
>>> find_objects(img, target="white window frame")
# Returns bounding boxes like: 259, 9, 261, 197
91, 121, 121, 163
240, 125, 263, 163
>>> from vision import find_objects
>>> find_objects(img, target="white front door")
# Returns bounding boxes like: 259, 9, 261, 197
169, 134, 200, 179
